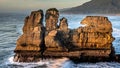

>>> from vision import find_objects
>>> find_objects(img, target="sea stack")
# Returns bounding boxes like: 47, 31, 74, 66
14, 8, 115, 62
14, 10, 45, 62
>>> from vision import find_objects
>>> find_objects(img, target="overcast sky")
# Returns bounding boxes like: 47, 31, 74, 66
0, 0, 91, 13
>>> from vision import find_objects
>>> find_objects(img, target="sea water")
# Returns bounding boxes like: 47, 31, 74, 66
0, 13, 120, 68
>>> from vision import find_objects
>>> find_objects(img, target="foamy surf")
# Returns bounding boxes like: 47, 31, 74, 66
7, 56, 69, 68
3, 56, 120, 68
113, 28, 120, 37
62, 61, 120, 68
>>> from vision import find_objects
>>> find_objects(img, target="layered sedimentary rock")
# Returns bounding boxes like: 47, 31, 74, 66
71, 16, 114, 49
45, 8, 59, 31
14, 10, 45, 62
68, 16, 115, 60
44, 17, 70, 51
14, 8, 115, 62
44, 16, 114, 59
59, 17, 68, 31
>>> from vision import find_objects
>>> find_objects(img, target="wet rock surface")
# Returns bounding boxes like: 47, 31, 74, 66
14, 8, 116, 62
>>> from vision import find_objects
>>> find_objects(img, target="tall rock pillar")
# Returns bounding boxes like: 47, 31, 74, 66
14, 10, 44, 62
45, 8, 59, 31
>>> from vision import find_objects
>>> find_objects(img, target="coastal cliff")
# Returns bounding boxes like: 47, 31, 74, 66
14, 8, 115, 62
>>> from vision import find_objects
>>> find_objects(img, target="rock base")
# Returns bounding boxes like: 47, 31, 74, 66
13, 52, 41, 62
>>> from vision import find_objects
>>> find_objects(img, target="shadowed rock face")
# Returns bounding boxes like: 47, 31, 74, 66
14, 8, 115, 62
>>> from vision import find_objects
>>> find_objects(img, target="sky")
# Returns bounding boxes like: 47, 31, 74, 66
0, 0, 91, 13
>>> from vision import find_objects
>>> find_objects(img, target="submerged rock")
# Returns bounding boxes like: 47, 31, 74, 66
14, 8, 115, 62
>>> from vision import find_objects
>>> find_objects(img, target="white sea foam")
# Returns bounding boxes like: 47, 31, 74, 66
7, 56, 49, 68
80, 24, 87, 27
7, 56, 69, 68
113, 28, 120, 37
8, 57, 120, 68
62, 61, 120, 68
16, 24, 23, 35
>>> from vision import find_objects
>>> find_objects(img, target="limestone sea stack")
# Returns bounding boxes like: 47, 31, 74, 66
14, 10, 45, 62
14, 8, 115, 62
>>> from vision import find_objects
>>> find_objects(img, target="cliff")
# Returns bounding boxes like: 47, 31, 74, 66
14, 8, 115, 62
61, 0, 120, 14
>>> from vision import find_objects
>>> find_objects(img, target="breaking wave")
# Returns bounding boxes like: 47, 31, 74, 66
5, 56, 120, 68
6, 56, 68, 68
113, 28, 120, 37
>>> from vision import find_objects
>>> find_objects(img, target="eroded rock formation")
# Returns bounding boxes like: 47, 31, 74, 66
14, 10, 45, 62
71, 16, 114, 49
45, 8, 59, 31
14, 8, 115, 62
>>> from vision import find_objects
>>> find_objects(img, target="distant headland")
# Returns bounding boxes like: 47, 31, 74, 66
61, 0, 120, 15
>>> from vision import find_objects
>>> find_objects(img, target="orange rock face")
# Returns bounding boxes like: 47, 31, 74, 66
80, 16, 112, 32
15, 10, 44, 51
14, 10, 45, 62
14, 8, 115, 62
44, 16, 114, 59
70, 16, 114, 49
45, 8, 59, 31
59, 17, 68, 31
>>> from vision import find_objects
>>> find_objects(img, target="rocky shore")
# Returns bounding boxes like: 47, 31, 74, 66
14, 8, 116, 62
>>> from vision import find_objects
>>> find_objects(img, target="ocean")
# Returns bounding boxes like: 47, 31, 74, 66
0, 13, 120, 68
